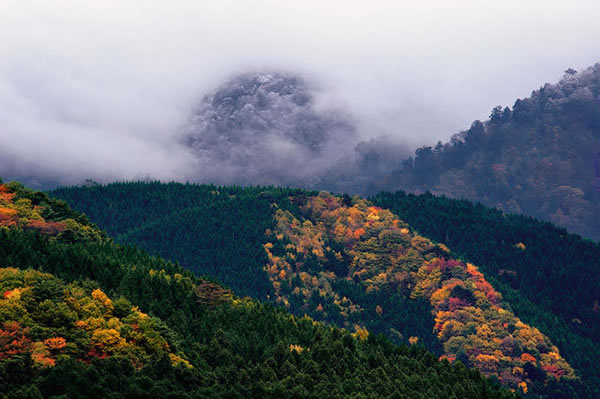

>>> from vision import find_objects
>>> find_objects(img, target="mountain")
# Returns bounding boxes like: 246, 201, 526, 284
181, 64, 600, 241
0, 179, 518, 398
3, 63, 599, 242
183, 72, 358, 187
53, 181, 599, 397
184, 64, 600, 242
384, 64, 600, 241
181, 71, 411, 193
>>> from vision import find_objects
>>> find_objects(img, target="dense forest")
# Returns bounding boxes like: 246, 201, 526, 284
53, 181, 599, 397
384, 64, 600, 241
0, 179, 520, 397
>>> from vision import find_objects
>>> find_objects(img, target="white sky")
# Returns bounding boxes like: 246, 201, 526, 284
1, 0, 600, 184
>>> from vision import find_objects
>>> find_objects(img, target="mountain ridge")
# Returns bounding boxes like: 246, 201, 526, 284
53, 180, 600, 397
385, 64, 600, 241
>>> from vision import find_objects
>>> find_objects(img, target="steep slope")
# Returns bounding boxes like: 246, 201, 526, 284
386, 64, 600, 241
0, 180, 516, 398
52, 181, 596, 397
370, 190, 600, 395
371, 191, 600, 342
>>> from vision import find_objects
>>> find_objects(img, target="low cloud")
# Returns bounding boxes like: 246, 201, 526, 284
184, 72, 359, 187
1, 0, 600, 188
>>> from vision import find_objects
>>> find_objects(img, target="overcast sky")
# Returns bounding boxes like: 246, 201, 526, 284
1, 0, 600, 185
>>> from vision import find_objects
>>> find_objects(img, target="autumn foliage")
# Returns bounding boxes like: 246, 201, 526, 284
0, 183, 105, 243
263, 191, 576, 390
0, 268, 187, 368
0, 321, 31, 360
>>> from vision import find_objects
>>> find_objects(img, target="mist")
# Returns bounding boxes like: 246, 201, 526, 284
2, 0, 600, 187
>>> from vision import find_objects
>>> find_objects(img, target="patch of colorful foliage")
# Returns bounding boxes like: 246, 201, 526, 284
0, 182, 103, 242
264, 191, 575, 390
264, 209, 363, 322
0, 268, 188, 369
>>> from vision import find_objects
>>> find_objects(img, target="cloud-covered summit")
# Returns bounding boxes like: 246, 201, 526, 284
184, 72, 358, 186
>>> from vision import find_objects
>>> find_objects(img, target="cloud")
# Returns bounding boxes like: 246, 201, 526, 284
1, 0, 600, 187
184, 72, 360, 187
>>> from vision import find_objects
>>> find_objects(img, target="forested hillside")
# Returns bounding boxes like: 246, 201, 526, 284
262, 192, 577, 395
0, 180, 519, 398
54, 182, 309, 299
371, 191, 600, 396
385, 64, 600, 241
53, 181, 598, 397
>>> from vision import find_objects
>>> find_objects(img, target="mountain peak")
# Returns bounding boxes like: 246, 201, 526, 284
184, 71, 356, 186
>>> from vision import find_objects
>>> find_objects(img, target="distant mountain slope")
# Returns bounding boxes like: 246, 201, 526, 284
53, 181, 597, 397
181, 71, 411, 194
4, 63, 600, 243
386, 64, 600, 241
183, 64, 600, 241
1, 180, 518, 398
